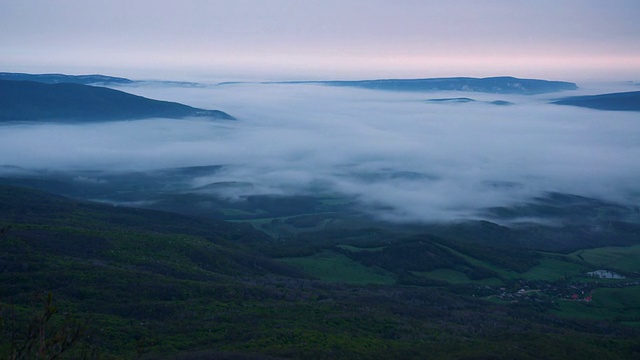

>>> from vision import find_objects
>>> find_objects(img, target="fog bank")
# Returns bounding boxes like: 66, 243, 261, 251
1, 82, 639, 222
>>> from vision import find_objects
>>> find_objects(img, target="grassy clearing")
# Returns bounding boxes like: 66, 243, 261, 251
520, 258, 587, 281
279, 250, 395, 285
571, 245, 640, 272
413, 269, 470, 284
553, 300, 620, 321
412, 269, 504, 286
434, 244, 521, 280
337, 244, 385, 252
553, 286, 640, 326
218, 208, 260, 216
593, 286, 640, 310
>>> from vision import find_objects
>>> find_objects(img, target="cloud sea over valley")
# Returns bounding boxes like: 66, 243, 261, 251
1, 81, 639, 222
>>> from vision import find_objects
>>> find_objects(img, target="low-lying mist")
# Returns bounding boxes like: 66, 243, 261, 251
1, 82, 639, 222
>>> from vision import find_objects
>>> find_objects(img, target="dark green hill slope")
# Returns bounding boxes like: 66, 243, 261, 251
0, 185, 287, 277
552, 91, 640, 111
0, 79, 234, 121
1, 185, 639, 359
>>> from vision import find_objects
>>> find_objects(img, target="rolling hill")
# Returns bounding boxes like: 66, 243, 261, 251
0, 79, 234, 121
0, 72, 134, 85
552, 91, 640, 111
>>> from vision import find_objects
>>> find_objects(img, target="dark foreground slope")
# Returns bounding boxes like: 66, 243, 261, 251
278, 76, 578, 94
0, 79, 234, 121
552, 91, 640, 111
1, 185, 639, 359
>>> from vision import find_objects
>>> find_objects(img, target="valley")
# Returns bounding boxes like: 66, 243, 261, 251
1, 73, 640, 359
2, 0, 639, 358
1, 178, 640, 358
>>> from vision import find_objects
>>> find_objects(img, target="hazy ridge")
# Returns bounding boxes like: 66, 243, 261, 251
270, 76, 579, 94
553, 90, 640, 112
0, 79, 234, 121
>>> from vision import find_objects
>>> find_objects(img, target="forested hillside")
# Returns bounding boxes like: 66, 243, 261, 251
1, 185, 639, 359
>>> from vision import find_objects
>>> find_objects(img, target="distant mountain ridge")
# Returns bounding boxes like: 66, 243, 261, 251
0, 79, 234, 121
0, 72, 206, 88
552, 91, 640, 112
425, 97, 514, 106
0, 72, 133, 85
270, 76, 578, 94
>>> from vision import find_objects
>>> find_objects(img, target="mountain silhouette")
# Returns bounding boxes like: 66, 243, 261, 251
0, 79, 234, 121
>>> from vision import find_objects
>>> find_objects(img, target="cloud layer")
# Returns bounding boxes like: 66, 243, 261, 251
1, 82, 639, 222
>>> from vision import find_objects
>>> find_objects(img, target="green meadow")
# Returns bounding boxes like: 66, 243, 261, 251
553, 286, 640, 327
571, 245, 640, 273
280, 250, 396, 285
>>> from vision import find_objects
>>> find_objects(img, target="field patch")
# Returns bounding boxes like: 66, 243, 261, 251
572, 245, 640, 273
434, 244, 521, 280
412, 269, 503, 286
413, 269, 471, 284
521, 258, 587, 281
553, 286, 640, 326
593, 286, 640, 310
337, 244, 385, 252
280, 250, 395, 285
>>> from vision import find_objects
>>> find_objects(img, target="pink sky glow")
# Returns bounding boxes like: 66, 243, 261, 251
0, 0, 638, 81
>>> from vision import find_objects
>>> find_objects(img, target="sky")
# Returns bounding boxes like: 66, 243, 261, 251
1, 0, 639, 81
